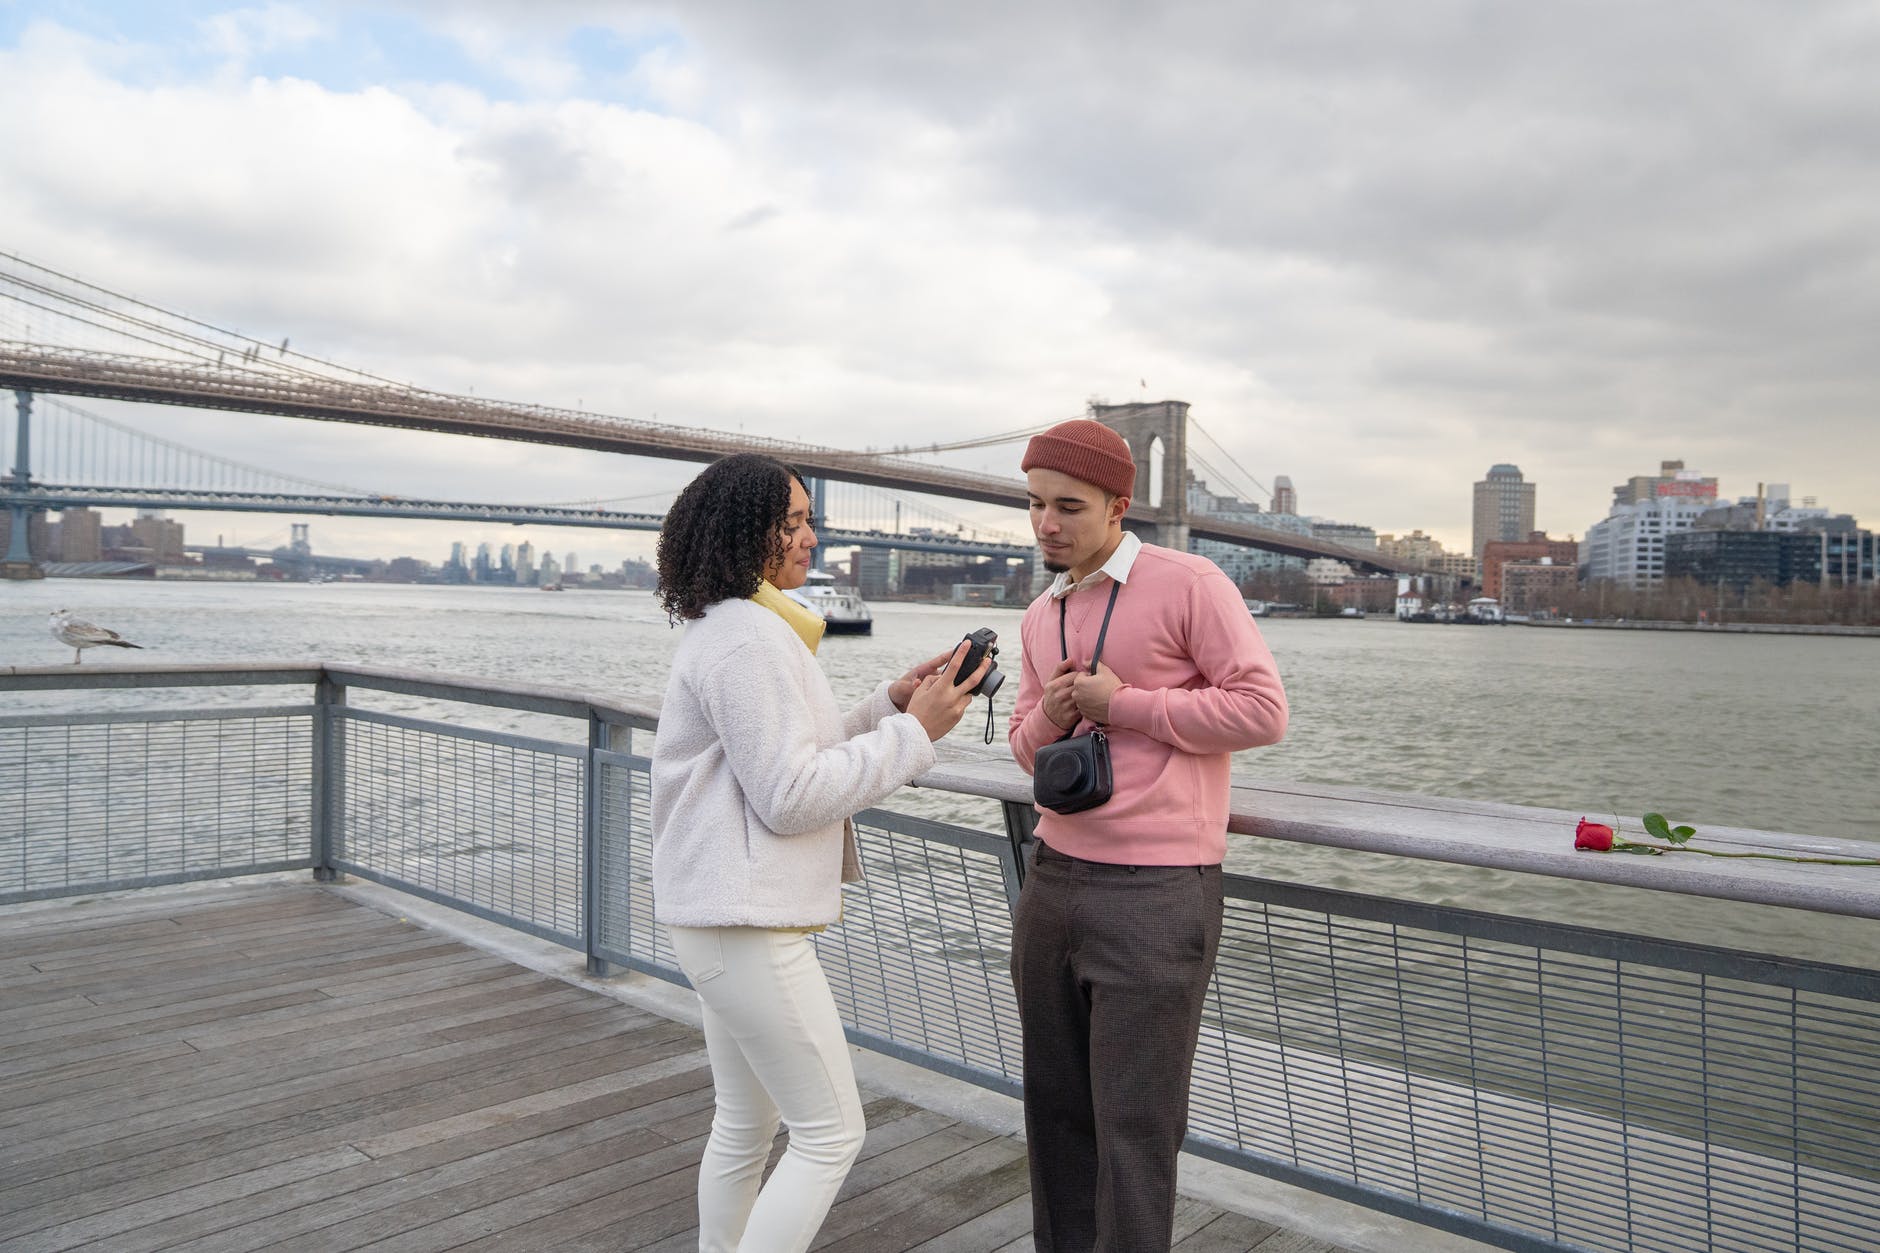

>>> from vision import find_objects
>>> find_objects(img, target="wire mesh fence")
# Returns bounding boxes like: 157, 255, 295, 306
815, 810, 1025, 1088
0, 707, 312, 902
594, 747, 673, 976
1187, 885, 1880, 1252
330, 708, 585, 946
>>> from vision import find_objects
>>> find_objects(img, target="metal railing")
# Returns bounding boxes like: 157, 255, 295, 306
4, 662, 1877, 1253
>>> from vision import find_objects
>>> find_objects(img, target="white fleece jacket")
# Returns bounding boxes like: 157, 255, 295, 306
650, 597, 937, 927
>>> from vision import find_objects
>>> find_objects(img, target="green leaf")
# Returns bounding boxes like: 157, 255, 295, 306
1670, 825, 1697, 843
1642, 813, 1673, 841
1619, 844, 1663, 855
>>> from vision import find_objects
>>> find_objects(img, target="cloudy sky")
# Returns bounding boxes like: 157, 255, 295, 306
3, 0, 1877, 566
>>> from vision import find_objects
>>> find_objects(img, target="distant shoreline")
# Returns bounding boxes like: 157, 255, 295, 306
1522, 619, 1880, 639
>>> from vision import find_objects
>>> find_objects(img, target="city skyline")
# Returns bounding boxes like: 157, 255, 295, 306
4, 4, 1877, 558
16, 448, 1864, 571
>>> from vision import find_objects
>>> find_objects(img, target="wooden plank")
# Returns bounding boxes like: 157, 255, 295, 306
0, 986, 665, 1189
5, 1004, 653, 1155
11, 1064, 718, 1253
93, 1126, 681, 1253
3, 1015, 706, 1219
0, 987, 333, 1064
819, 1147, 1031, 1250
904, 1193, 1033, 1252
1173, 1210, 1285, 1251
1248, 1231, 1354, 1253
0, 987, 605, 1130
0, 1149, 369, 1253
811, 1132, 1013, 1247
14, 1010, 699, 1177
0, 943, 481, 1043
355, 1133, 710, 1252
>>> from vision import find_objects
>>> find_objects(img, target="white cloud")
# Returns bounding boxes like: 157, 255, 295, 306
3, 1, 1878, 563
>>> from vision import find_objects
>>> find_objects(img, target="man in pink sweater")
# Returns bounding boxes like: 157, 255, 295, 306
1007, 418, 1289, 1251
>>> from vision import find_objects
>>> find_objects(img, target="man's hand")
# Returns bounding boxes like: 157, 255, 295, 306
1071, 660, 1124, 724
1042, 658, 1081, 730
890, 646, 961, 711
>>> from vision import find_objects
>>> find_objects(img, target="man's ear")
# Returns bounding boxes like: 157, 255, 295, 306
1108, 494, 1131, 525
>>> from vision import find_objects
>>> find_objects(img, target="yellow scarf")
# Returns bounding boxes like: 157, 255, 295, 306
751, 578, 825, 654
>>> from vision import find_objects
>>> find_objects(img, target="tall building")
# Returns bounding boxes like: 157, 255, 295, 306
1579, 497, 1715, 587
129, 512, 186, 563
56, 508, 102, 562
515, 540, 536, 585
444, 541, 469, 583
1188, 475, 1281, 584
1472, 465, 1536, 562
1612, 460, 1718, 509
1270, 476, 1297, 516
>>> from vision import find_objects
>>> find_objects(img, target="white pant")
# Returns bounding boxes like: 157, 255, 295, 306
667, 926, 866, 1253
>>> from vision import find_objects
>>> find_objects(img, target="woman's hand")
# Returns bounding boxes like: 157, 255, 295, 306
889, 646, 965, 711
904, 642, 994, 741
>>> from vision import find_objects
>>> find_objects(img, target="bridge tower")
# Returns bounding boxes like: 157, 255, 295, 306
2, 390, 46, 580
1087, 399, 1191, 552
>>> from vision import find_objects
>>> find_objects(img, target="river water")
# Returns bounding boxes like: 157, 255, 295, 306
5, 579, 1876, 962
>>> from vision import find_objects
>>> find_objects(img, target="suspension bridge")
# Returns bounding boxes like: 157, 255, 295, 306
0, 251, 1415, 578
1, 395, 1036, 566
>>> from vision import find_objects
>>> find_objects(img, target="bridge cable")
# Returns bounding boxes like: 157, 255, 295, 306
1187, 416, 1274, 506
1, 251, 417, 389
40, 397, 385, 498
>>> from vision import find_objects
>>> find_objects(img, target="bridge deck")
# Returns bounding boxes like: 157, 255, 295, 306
0, 882, 1353, 1252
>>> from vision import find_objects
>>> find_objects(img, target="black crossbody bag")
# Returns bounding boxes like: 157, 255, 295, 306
1032, 580, 1122, 815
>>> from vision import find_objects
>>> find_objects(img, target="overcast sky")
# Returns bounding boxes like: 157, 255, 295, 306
4, 1, 1878, 565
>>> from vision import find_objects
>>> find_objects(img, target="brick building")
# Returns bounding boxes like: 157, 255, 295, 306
1481, 532, 1579, 602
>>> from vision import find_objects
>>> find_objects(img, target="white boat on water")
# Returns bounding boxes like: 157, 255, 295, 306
785, 569, 873, 635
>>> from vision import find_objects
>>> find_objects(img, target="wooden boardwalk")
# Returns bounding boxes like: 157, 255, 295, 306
0, 883, 1353, 1252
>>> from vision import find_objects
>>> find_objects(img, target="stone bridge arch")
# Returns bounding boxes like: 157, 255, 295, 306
1087, 399, 1190, 551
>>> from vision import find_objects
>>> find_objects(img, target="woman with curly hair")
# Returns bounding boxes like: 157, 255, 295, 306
651, 452, 988, 1252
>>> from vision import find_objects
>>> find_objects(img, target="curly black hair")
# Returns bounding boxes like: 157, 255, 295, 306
656, 453, 809, 622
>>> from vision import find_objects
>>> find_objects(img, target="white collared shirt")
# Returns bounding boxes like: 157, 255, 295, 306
1046, 530, 1143, 600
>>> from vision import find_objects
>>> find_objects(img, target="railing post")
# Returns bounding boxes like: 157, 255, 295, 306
999, 800, 1037, 908
584, 711, 609, 976
311, 674, 346, 882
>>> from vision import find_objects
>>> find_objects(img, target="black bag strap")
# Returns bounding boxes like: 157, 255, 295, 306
1057, 578, 1122, 672
1051, 579, 1122, 742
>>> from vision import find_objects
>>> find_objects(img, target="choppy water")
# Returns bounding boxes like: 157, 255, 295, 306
5, 579, 1876, 962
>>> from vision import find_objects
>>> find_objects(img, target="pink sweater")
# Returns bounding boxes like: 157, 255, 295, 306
1007, 543, 1289, 865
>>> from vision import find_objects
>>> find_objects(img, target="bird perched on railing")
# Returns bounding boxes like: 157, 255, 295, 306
49, 610, 144, 664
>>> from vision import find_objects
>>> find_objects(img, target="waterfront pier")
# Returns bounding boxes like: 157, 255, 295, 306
1, 881, 1321, 1251
4, 662, 1877, 1252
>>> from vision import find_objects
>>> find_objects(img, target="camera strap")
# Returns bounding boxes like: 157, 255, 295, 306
1052, 579, 1122, 744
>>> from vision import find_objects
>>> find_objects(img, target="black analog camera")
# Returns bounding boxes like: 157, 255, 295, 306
954, 628, 1005, 699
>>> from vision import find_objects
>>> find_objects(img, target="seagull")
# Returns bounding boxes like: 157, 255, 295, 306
49, 610, 144, 664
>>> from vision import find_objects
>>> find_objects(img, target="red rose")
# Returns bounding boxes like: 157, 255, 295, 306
1575, 818, 1615, 851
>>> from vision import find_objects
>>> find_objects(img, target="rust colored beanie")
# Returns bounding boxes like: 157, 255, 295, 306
1020, 419, 1138, 498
